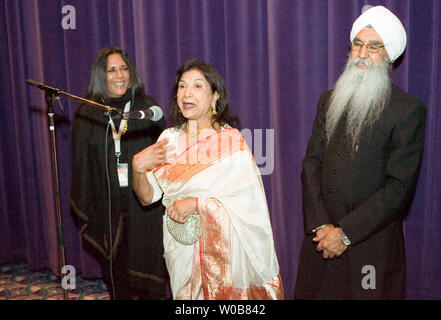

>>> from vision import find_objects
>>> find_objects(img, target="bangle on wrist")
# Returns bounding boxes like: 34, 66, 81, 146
195, 197, 199, 215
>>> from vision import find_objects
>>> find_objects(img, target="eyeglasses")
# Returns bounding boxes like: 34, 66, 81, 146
351, 40, 385, 53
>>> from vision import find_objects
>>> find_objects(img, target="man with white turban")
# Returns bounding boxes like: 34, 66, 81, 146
295, 6, 426, 299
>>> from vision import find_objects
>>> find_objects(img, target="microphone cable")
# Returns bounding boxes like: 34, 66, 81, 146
104, 120, 116, 299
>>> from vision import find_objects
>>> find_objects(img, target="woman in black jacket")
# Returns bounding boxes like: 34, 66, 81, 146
70, 46, 167, 299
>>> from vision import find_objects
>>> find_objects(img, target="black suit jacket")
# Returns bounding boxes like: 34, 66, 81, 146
296, 84, 426, 299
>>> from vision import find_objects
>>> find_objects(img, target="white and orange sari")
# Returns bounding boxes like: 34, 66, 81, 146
148, 126, 283, 300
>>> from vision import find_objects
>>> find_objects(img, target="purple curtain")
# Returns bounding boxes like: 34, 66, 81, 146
0, 0, 439, 300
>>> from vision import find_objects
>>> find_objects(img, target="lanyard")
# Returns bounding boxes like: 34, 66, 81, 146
109, 101, 131, 164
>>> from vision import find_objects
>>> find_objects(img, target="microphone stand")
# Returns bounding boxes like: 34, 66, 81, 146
26, 79, 118, 300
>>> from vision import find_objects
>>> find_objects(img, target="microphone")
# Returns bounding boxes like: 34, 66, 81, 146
26, 79, 62, 94
116, 105, 163, 121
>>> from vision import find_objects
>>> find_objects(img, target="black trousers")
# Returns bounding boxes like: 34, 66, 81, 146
98, 219, 167, 300
99, 224, 131, 300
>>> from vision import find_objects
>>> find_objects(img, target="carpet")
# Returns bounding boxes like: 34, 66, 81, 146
0, 262, 110, 300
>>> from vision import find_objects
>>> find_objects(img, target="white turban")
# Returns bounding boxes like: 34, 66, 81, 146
350, 5, 407, 63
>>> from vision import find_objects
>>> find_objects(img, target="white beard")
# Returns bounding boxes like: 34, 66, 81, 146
325, 57, 392, 147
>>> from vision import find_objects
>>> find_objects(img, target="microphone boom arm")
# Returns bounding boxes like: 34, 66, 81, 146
26, 79, 118, 112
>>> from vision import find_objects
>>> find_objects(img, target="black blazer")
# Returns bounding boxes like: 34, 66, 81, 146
297, 84, 426, 299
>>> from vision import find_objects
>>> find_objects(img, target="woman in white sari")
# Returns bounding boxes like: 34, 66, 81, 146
132, 59, 283, 300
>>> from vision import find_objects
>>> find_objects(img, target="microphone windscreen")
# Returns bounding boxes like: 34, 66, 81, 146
150, 106, 163, 121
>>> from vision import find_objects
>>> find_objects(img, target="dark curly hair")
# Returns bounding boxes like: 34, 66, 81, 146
170, 58, 240, 130
85, 46, 144, 102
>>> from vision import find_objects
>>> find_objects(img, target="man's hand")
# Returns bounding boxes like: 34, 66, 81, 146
314, 226, 348, 259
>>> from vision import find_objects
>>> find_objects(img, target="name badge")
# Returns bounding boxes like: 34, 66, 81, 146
117, 163, 128, 187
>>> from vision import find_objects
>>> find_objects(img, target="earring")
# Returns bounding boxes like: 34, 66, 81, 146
211, 103, 217, 115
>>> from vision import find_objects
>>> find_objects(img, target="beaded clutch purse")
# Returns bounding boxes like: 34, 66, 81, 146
166, 213, 202, 245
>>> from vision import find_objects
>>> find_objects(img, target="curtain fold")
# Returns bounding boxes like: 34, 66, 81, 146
1, 0, 440, 299
404, 0, 441, 300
